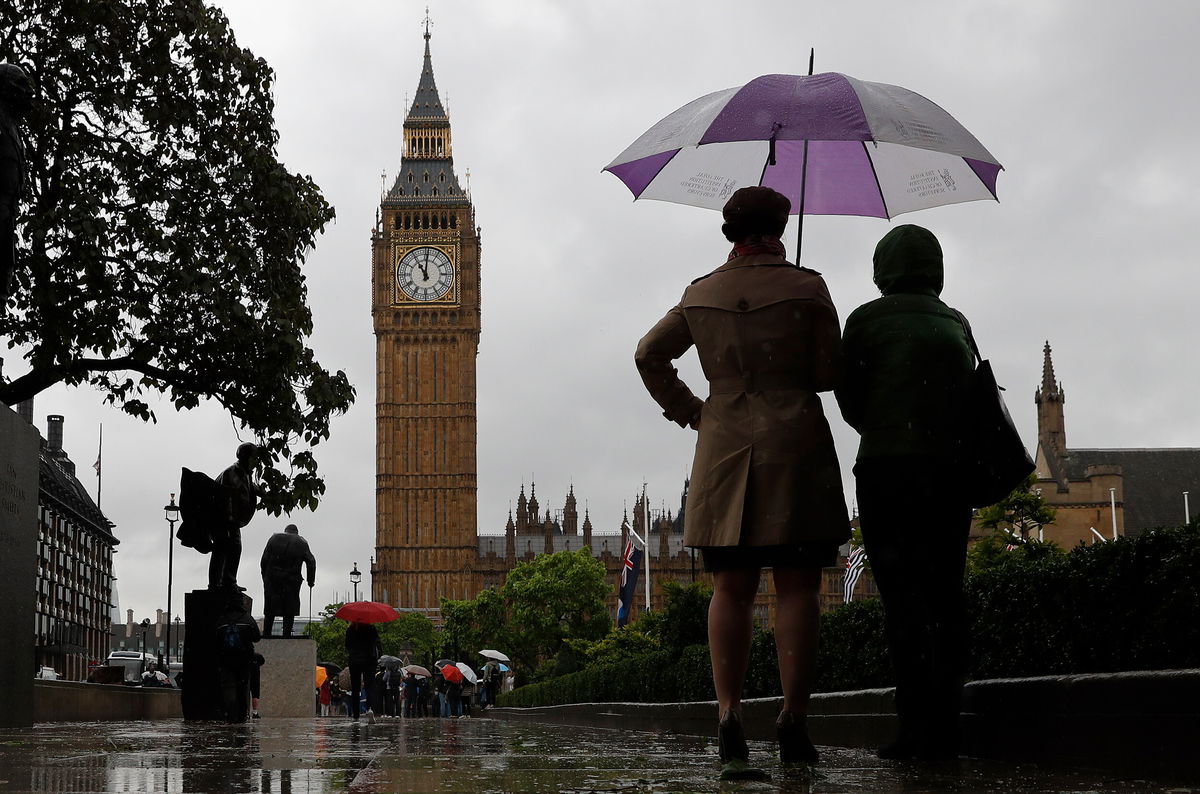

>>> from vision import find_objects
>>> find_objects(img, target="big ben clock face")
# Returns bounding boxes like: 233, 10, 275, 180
396, 246, 455, 302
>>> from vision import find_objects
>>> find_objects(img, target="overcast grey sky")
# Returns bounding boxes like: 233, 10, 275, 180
20, 1, 1200, 621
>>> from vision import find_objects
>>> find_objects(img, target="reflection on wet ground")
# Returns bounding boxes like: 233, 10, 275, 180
0, 717, 1182, 793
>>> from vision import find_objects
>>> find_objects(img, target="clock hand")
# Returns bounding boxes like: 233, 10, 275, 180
419, 262, 429, 281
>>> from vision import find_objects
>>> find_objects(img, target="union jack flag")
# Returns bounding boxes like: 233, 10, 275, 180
843, 546, 867, 603
617, 538, 643, 627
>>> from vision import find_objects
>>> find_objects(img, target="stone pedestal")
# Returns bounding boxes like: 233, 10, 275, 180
182, 589, 252, 721
257, 637, 317, 718
0, 403, 39, 728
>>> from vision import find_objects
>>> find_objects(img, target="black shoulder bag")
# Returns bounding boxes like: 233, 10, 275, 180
952, 310, 1036, 507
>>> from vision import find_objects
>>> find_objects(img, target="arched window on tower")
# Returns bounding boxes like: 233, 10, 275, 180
408, 172, 414, 183
432, 187, 439, 197
423, 172, 430, 183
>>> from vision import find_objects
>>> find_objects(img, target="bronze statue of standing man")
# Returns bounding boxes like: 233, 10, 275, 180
209, 443, 260, 592
260, 523, 316, 637
0, 63, 33, 309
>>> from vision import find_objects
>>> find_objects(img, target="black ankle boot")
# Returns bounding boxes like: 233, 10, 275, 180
718, 709, 749, 763
776, 710, 818, 763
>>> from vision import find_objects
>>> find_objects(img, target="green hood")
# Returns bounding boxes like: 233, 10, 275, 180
872, 225, 943, 297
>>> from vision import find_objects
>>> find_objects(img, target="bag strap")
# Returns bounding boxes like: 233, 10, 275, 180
951, 308, 983, 365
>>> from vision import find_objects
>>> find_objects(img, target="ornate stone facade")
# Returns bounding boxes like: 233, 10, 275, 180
1032, 342, 1200, 546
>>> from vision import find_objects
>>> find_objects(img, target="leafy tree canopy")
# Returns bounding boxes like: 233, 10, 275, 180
440, 585, 507, 664
303, 603, 347, 667
976, 472, 1057, 542
0, 0, 353, 512
378, 610, 436, 663
502, 548, 612, 672
635, 579, 711, 656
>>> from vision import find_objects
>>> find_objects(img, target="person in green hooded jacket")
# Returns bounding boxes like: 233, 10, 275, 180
835, 224, 974, 761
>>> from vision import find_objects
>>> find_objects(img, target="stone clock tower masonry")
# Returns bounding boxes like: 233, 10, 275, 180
371, 23, 481, 610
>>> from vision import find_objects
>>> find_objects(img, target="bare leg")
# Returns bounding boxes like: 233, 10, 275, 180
708, 567, 761, 716
772, 566, 821, 716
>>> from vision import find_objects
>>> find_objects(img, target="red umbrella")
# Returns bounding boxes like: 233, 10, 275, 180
333, 601, 397, 624
440, 664, 464, 683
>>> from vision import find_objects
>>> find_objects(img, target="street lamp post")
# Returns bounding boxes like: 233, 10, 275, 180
350, 562, 362, 602
164, 494, 180, 664
174, 616, 182, 663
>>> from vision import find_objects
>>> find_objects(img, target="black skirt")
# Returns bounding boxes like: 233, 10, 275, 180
699, 542, 839, 573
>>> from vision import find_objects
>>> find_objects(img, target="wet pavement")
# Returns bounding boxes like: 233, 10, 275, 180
0, 716, 1188, 793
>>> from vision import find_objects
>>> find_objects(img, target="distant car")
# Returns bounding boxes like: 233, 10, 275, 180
106, 651, 155, 684
35, 666, 59, 680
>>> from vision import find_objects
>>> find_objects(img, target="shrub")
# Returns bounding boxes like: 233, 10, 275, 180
499, 524, 1200, 706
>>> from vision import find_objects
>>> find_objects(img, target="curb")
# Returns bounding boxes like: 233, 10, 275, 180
489, 668, 1200, 779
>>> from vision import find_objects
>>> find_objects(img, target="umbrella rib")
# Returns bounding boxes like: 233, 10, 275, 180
861, 141, 890, 219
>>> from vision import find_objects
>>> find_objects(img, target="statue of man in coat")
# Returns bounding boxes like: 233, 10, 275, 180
260, 523, 316, 637
0, 63, 33, 309
209, 442, 260, 592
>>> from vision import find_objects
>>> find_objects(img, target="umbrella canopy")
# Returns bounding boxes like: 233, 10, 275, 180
455, 662, 479, 685
604, 72, 1002, 256
440, 664, 465, 684
334, 601, 398, 624
478, 649, 510, 662
404, 664, 432, 678
379, 655, 403, 670
499, 663, 509, 672
317, 661, 342, 676
435, 658, 455, 669
315, 666, 328, 688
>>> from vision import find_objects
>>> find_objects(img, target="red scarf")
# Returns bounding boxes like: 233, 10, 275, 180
728, 237, 787, 261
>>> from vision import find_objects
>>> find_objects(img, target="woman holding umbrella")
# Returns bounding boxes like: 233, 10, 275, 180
635, 186, 849, 774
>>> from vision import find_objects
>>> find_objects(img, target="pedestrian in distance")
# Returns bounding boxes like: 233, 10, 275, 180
214, 595, 261, 723
249, 652, 265, 718
835, 224, 975, 761
343, 621, 381, 720
636, 186, 849, 777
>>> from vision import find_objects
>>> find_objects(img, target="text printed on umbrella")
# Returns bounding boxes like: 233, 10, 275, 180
680, 173, 740, 201
907, 169, 958, 198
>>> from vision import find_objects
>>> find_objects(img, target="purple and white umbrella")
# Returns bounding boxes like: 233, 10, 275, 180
604, 72, 1002, 252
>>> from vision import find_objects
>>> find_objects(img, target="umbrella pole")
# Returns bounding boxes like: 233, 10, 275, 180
795, 139, 809, 262
795, 48, 815, 263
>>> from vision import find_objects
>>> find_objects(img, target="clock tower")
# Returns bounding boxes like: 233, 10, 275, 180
371, 22, 480, 609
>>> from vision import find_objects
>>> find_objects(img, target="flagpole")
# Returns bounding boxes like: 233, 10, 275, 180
642, 484, 651, 611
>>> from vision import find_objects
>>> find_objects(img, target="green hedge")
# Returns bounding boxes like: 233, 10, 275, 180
499, 523, 1200, 707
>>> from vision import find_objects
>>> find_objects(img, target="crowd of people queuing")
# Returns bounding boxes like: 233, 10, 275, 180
316, 620, 512, 719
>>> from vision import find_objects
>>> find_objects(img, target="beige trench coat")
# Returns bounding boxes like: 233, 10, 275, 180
635, 253, 850, 548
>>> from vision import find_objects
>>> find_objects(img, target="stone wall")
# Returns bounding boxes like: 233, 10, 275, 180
33, 680, 181, 722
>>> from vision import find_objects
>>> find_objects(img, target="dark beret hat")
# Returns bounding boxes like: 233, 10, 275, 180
722, 186, 791, 224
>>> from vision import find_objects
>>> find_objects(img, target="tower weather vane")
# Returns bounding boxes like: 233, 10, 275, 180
422, 6, 433, 37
